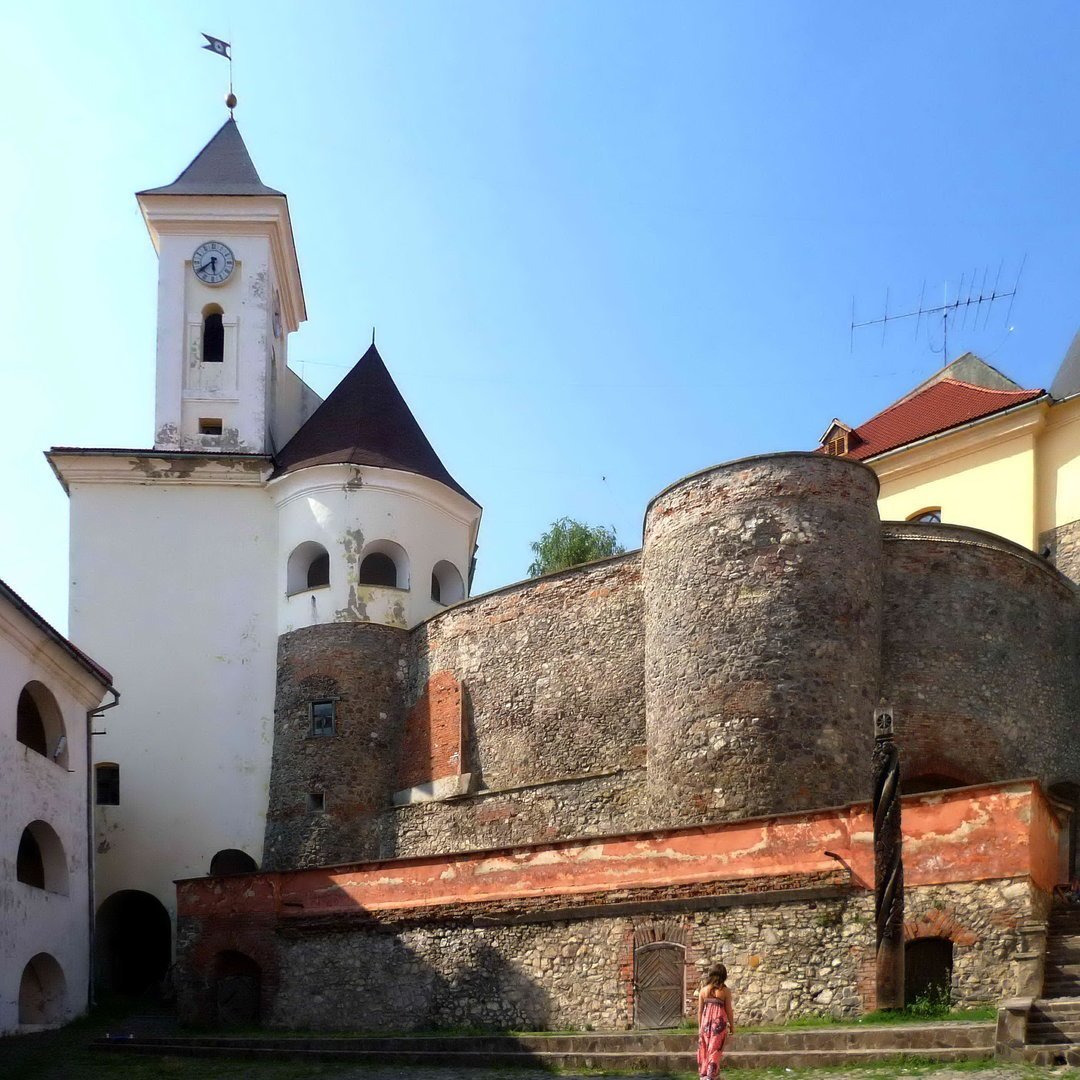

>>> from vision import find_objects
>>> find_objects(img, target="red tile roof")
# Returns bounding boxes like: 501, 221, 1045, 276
832, 379, 1045, 461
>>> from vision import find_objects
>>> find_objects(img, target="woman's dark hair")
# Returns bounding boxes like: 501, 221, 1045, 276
706, 964, 727, 986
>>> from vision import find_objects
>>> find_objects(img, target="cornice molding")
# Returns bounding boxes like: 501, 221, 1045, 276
46, 450, 273, 493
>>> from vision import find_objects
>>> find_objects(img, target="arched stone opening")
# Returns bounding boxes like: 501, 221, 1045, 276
16, 821, 69, 894
905, 936, 953, 1008
19, 953, 66, 1026
209, 849, 258, 876
1050, 781, 1080, 879
431, 560, 465, 605
287, 541, 331, 594
358, 539, 409, 590
213, 950, 262, 1026
16, 681, 67, 766
634, 941, 685, 1029
96, 890, 171, 995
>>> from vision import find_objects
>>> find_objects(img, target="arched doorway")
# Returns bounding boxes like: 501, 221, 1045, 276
905, 937, 953, 1008
19, 953, 66, 1025
634, 942, 685, 1028
214, 951, 261, 1026
96, 890, 171, 995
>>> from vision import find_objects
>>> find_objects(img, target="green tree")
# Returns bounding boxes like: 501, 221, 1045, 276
527, 517, 625, 577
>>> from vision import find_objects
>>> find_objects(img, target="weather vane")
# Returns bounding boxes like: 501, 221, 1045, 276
850, 258, 1025, 364
202, 33, 237, 116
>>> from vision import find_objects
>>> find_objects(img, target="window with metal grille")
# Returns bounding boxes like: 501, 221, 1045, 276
96, 763, 120, 805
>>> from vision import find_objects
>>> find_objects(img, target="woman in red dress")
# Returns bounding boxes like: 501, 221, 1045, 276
697, 964, 734, 1078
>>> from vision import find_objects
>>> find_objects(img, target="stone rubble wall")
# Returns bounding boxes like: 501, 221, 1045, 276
643, 454, 882, 827
1040, 517, 1080, 584
246, 878, 1035, 1032
882, 524, 1080, 792
371, 767, 647, 860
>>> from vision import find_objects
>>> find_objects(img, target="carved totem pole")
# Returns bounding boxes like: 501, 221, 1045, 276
872, 705, 904, 1009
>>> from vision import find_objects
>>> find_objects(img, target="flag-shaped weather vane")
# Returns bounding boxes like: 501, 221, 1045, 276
201, 33, 237, 114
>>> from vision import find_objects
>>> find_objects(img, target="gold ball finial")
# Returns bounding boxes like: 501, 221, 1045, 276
226, 92, 238, 111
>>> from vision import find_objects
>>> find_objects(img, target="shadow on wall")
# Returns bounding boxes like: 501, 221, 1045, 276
176, 869, 553, 1037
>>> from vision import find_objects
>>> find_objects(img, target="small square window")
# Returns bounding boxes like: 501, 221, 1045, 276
199, 418, 223, 436
307, 792, 325, 812
311, 700, 336, 737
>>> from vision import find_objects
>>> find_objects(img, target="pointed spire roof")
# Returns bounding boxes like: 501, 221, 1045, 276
274, 345, 477, 504
138, 119, 284, 197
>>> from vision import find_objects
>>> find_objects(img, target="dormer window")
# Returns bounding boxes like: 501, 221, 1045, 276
202, 306, 224, 363
820, 420, 854, 458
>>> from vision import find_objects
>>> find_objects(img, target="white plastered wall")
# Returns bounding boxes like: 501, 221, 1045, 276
65, 465, 276, 944
272, 464, 480, 632
0, 602, 105, 1034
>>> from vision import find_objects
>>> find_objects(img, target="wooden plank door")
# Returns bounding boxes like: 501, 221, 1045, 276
635, 943, 685, 1028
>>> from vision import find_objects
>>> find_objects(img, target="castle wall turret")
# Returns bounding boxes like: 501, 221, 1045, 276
882, 523, 1080, 795
262, 622, 407, 869
643, 453, 882, 827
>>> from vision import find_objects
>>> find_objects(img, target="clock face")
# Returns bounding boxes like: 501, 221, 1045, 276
192, 241, 235, 285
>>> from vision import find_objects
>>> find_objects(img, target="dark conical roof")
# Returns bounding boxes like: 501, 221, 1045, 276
138, 119, 284, 197
274, 345, 476, 503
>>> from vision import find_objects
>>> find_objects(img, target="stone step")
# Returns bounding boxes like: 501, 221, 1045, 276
92, 1022, 994, 1056
1023, 1043, 1080, 1067
93, 1040, 992, 1071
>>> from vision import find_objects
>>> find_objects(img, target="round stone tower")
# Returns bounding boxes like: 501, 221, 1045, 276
643, 452, 882, 828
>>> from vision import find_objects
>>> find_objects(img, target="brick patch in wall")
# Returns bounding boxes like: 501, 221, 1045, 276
398, 671, 464, 791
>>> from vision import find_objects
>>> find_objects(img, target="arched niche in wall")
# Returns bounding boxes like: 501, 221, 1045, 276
95, 890, 172, 995
431, 560, 465, 606
358, 539, 409, 590
287, 541, 330, 594
19, 953, 66, 1026
16, 681, 68, 767
213, 950, 262, 1026
16, 821, 69, 895
209, 849, 258, 876
201, 304, 225, 363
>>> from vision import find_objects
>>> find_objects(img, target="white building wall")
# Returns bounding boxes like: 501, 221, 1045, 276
66, 468, 276, 939
273, 464, 479, 632
0, 603, 105, 1034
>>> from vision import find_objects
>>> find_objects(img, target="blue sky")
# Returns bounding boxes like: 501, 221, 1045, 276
3, 2, 1079, 633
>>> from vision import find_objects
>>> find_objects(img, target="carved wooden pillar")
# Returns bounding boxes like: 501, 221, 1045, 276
873, 706, 904, 1010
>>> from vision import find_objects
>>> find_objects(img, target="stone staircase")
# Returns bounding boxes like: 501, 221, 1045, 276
1019, 906, 1080, 1065
94, 1022, 995, 1071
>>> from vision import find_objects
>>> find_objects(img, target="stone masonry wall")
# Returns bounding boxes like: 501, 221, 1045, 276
407, 554, 645, 792
643, 454, 882, 828
372, 767, 647, 859
882, 524, 1080, 794
263, 623, 408, 869
1040, 517, 1080, 585
178, 877, 1034, 1032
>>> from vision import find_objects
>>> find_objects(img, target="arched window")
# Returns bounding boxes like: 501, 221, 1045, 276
908, 508, 942, 524
431, 560, 465, 606
202, 306, 224, 363
16, 821, 69, 894
16, 682, 67, 766
19, 953, 66, 1026
96, 763, 120, 805
358, 540, 409, 589
287, 541, 331, 594
209, 849, 258, 876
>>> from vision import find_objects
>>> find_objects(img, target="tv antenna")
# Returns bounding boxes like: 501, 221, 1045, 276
850, 257, 1025, 363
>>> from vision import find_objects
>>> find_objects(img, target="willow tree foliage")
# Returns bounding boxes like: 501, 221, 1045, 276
527, 517, 625, 577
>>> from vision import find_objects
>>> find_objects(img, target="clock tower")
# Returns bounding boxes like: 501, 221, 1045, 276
136, 119, 310, 453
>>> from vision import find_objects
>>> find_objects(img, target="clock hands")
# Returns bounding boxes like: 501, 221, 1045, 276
198, 255, 219, 276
